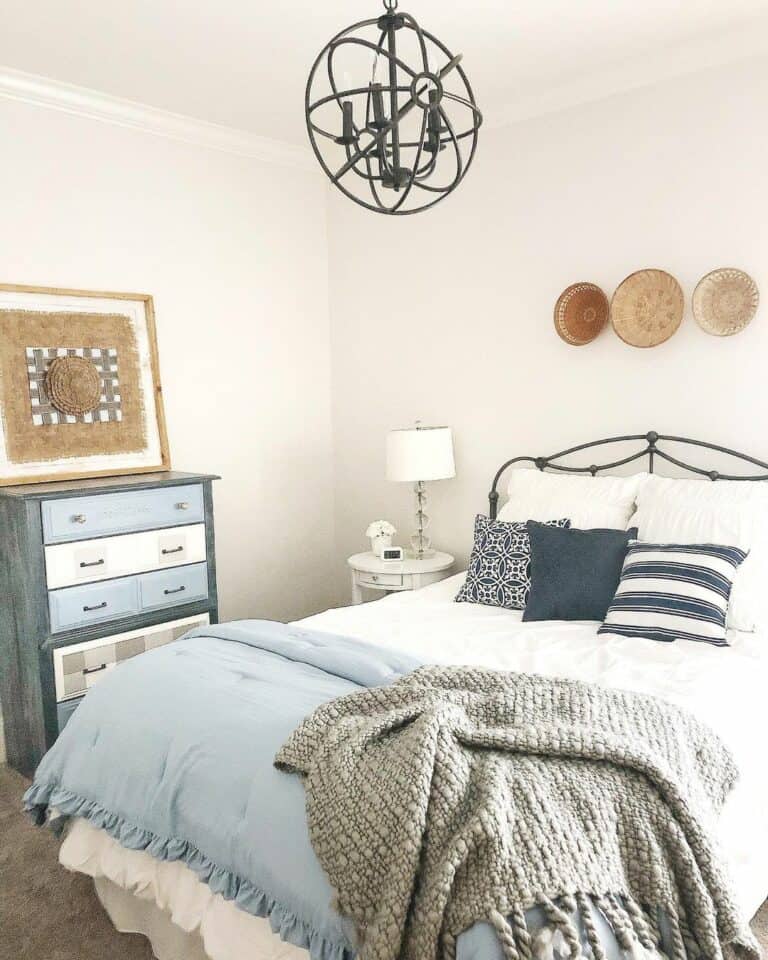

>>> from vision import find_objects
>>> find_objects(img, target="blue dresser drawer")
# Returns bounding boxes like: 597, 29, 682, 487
138, 562, 209, 613
42, 484, 205, 544
49, 577, 139, 633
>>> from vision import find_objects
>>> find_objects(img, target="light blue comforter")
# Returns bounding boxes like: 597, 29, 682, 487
25, 621, 635, 960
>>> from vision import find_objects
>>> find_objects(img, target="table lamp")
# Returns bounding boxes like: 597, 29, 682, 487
386, 423, 455, 558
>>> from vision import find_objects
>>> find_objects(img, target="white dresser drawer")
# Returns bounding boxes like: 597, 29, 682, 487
45, 523, 206, 589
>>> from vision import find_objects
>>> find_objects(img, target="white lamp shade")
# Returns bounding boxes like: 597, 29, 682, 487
386, 426, 456, 482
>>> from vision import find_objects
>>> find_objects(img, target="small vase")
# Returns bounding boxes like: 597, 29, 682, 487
371, 534, 393, 559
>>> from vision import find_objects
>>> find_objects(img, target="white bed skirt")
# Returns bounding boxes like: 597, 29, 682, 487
94, 877, 210, 960
62, 817, 309, 960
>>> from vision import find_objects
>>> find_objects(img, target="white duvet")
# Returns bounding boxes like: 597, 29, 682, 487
61, 575, 768, 960
300, 573, 768, 920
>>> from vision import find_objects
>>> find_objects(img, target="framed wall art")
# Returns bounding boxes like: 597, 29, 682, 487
0, 284, 170, 486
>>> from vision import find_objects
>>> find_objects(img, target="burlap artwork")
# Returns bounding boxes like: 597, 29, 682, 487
0, 310, 147, 464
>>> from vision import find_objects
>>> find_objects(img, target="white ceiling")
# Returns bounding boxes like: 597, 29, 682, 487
1, 0, 767, 145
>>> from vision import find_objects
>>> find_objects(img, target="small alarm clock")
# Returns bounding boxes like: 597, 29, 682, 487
381, 546, 404, 562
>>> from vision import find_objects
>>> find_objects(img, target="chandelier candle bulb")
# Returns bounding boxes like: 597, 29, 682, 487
426, 91, 446, 152
335, 101, 356, 145
370, 83, 388, 129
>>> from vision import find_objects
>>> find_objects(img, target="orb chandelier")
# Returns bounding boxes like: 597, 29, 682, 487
305, 0, 482, 215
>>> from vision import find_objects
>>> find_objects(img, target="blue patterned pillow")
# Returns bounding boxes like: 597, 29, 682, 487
456, 514, 571, 610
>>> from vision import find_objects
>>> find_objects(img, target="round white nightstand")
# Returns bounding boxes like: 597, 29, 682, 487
347, 551, 455, 605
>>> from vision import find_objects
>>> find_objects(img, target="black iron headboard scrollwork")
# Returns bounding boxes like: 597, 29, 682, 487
488, 431, 768, 520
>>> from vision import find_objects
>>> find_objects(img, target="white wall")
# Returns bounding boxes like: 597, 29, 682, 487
327, 55, 768, 601
0, 97, 336, 759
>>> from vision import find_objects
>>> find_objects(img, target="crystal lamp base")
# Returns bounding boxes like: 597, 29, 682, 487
409, 480, 435, 559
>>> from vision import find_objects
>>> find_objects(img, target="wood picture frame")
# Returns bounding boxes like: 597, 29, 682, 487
0, 283, 170, 485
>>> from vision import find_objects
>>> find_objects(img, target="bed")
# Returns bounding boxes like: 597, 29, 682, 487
24, 432, 768, 960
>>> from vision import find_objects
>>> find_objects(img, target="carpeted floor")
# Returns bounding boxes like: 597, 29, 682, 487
1, 764, 766, 960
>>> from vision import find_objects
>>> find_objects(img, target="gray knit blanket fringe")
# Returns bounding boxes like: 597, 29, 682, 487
275, 666, 761, 960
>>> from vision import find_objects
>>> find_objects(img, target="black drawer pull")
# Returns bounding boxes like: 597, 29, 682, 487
161, 546, 184, 555
163, 585, 186, 595
79, 559, 105, 568
83, 601, 108, 612
83, 664, 108, 675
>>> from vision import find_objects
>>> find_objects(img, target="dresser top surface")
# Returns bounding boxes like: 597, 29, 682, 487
0, 471, 220, 500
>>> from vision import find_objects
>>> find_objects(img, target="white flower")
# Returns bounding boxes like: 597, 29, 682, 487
366, 520, 396, 539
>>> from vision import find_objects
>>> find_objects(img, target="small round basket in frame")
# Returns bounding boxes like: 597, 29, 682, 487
553, 282, 609, 346
692, 268, 759, 336
46, 356, 101, 416
610, 269, 684, 348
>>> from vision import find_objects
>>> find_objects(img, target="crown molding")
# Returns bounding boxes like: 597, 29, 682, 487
5, 37, 766, 171
0, 66, 315, 172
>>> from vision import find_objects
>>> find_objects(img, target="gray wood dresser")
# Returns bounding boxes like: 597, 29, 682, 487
0, 470, 219, 776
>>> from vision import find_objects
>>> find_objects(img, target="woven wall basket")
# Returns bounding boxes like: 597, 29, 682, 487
554, 283, 609, 345
692, 268, 759, 336
46, 356, 101, 415
610, 269, 684, 348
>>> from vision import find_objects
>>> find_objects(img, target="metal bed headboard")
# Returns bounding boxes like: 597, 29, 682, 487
488, 431, 768, 520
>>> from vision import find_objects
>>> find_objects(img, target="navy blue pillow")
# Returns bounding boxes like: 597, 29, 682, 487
523, 522, 638, 622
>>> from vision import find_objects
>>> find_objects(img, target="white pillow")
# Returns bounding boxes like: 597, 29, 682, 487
631, 475, 768, 632
497, 469, 646, 530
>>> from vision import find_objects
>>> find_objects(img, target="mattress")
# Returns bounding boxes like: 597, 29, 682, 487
61, 574, 768, 960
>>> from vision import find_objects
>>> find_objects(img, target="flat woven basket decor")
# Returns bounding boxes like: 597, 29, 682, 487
553, 283, 609, 345
692, 268, 759, 336
46, 356, 102, 415
611, 269, 684, 347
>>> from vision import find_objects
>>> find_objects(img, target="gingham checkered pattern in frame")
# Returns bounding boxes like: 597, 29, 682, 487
26, 347, 123, 426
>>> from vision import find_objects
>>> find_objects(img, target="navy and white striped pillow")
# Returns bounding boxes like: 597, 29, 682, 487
598, 542, 748, 647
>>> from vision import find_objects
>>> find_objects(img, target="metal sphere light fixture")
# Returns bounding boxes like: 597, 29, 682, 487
305, 0, 483, 215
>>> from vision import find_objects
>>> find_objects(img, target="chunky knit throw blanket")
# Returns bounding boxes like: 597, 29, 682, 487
275, 666, 760, 960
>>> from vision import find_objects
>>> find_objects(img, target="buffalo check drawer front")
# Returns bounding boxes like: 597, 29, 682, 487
53, 614, 212, 732
54, 614, 212, 702
0, 471, 219, 777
